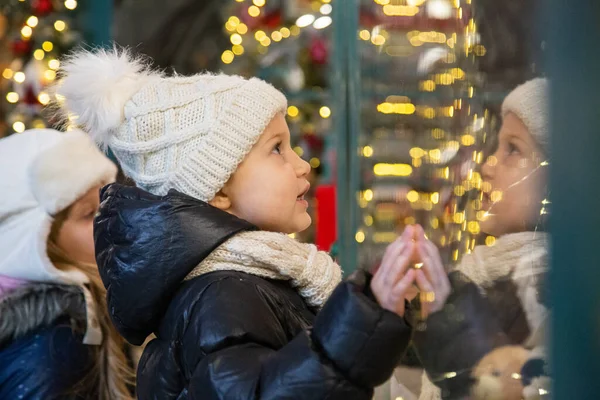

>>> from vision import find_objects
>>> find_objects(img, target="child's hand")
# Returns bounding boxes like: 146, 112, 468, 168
370, 226, 417, 317
413, 225, 451, 316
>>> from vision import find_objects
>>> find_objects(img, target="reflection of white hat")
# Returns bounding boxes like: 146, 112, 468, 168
0, 129, 116, 344
502, 78, 549, 155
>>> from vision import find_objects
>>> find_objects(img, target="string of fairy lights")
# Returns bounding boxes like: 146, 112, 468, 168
351, 0, 494, 265
2, 0, 80, 135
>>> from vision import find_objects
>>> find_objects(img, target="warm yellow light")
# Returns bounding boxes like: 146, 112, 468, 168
374, 163, 413, 177
454, 185, 465, 196
485, 236, 496, 246
420, 80, 436, 92
359, 29, 370, 41
406, 190, 419, 203
287, 105, 299, 117
364, 189, 374, 202
2, 69, 14, 79
26, 16, 39, 27
21, 26, 33, 38
362, 146, 374, 158
228, 16, 240, 25
225, 21, 236, 32
232, 45, 245, 55
6, 92, 19, 103
410, 147, 425, 158
371, 34, 386, 46
490, 190, 503, 202
54, 20, 67, 32
255, 30, 267, 40
280, 27, 291, 38
33, 49, 45, 60
38, 92, 50, 105
310, 158, 321, 168
230, 33, 243, 45
431, 192, 440, 204
253, 0, 266, 6
236, 23, 248, 34
293, 146, 304, 157
429, 148, 441, 162
260, 37, 271, 46
14, 72, 26, 83
64, 0, 78, 10
290, 25, 301, 36
365, 215, 374, 226
453, 213, 465, 224
374, 0, 390, 4
13, 121, 26, 133
248, 5, 261, 17
221, 50, 234, 64
461, 134, 475, 146
44, 70, 57, 81
383, 4, 419, 16
319, 106, 331, 118
377, 102, 416, 115
271, 31, 283, 42
468, 221, 480, 234
32, 119, 46, 129
48, 59, 60, 70
355, 231, 366, 243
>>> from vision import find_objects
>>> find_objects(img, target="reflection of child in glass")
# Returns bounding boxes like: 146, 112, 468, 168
396, 78, 550, 400
54, 49, 424, 400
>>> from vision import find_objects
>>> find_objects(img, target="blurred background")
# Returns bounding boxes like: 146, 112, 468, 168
1, 0, 599, 399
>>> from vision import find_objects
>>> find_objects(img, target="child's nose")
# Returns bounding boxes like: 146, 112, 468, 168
481, 155, 497, 180
296, 156, 311, 177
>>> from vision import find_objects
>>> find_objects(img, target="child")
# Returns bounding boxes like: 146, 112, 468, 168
404, 78, 551, 400
0, 129, 135, 399
53, 48, 422, 400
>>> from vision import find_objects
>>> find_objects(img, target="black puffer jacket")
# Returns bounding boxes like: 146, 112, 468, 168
95, 184, 413, 400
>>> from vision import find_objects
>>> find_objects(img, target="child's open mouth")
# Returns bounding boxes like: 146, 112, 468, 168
297, 183, 310, 205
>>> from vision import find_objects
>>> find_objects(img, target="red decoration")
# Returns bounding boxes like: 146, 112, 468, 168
315, 185, 337, 252
309, 37, 328, 65
22, 86, 40, 106
32, 0, 54, 16
11, 39, 32, 56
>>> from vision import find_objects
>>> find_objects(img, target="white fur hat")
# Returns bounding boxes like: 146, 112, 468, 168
0, 128, 116, 284
502, 78, 550, 155
53, 48, 287, 202
0, 129, 116, 345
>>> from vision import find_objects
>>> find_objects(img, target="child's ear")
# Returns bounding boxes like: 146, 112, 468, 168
209, 190, 232, 211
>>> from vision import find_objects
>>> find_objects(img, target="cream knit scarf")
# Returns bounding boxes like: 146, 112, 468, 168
418, 232, 549, 400
185, 231, 342, 308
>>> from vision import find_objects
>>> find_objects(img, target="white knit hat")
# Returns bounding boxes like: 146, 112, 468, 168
502, 77, 549, 155
53, 48, 288, 201
0, 128, 117, 344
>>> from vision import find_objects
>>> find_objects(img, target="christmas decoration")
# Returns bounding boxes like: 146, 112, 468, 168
0, 0, 82, 138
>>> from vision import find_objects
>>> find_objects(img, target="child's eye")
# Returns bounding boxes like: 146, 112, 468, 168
508, 143, 520, 155
272, 142, 282, 155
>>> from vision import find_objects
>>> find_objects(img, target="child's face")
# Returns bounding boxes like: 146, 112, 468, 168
217, 114, 312, 234
54, 185, 101, 264
480, 112, 548, 236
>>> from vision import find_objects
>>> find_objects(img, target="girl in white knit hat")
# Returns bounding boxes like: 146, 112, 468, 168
0, 129, 135, 399
51, 48, 434, 400
392, 78, 551, 400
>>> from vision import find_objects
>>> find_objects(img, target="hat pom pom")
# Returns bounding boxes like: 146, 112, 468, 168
52, 47, 159, 148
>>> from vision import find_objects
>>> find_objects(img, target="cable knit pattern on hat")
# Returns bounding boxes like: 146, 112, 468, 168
54, 49, 288, 202
185, 231, 342, 307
